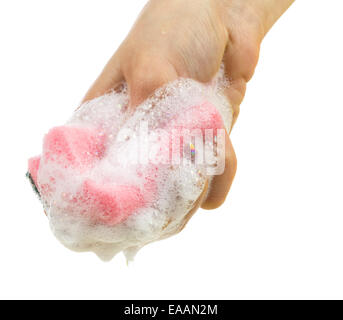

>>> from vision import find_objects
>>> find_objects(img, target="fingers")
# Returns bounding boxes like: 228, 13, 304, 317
201, 133, 237, 210
202, 39, 258, 210
83, 50, 179, 109
161, 180, 209, 239
121, 53, 178, 107
177, 181, 209, 235
222, 28, 260, 128
223, 78, 245, 129
82, 53, 124, 103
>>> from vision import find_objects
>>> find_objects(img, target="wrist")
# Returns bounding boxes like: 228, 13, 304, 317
250, 0, 295, 35
217, 0, 295, 40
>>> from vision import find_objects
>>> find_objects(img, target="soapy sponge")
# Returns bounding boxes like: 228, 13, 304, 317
27, 74, 232, 261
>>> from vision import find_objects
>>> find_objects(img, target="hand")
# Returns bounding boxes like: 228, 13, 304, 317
83, 0, 294, 215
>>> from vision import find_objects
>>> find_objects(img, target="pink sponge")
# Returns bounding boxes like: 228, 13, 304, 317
27, 76, 231, 261
43, 126, 106, 169
168, 101, 224, 132
28, 156, 40, 186
28, 101, 224, 226
82, 180, 146, 225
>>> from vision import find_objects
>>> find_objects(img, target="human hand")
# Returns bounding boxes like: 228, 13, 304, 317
83, 0, 294, 217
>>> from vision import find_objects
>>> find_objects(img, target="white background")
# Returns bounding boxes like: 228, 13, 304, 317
0, 0, 343, 299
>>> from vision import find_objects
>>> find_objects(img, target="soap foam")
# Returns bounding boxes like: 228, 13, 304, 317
28, 70, 232, 261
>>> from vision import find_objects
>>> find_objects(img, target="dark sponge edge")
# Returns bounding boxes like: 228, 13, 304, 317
26, 172, 41, 200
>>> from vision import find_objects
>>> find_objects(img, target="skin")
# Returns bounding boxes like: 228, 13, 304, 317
82, 0, 295, 220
